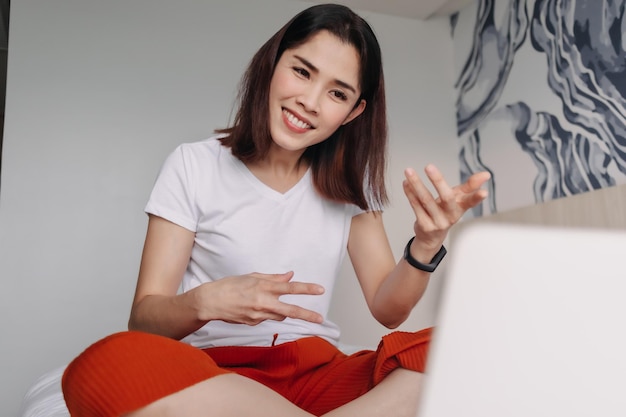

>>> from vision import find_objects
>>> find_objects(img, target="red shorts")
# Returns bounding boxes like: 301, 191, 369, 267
62, 328, 432, 417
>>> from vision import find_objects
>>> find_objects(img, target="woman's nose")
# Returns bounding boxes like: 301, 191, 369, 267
297, 86, 322, 113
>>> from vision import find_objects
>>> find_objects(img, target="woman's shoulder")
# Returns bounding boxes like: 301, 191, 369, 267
176, 134, 228, 153
171, 134, 232, 163
155, 135, 234, 181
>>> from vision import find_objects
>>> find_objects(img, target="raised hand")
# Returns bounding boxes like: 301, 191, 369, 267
193, 271, 325, 326
402, 164, 490, 255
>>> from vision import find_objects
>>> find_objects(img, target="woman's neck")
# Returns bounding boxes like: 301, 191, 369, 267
245, 146, 309, 194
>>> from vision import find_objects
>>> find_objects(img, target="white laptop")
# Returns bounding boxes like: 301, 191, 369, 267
417, 223, 626, 417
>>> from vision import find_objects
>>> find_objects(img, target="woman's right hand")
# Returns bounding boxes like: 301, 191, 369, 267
192, 271, 325, 326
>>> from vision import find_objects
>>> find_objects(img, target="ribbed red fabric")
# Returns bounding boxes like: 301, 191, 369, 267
62, 328, 432, 416
61, 331, 230, 417
373, 328, 433, 385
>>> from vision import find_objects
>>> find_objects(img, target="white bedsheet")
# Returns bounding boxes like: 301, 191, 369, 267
19, 365, 70, 417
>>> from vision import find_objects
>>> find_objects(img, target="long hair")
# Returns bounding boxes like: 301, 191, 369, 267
218, 4, 388, 210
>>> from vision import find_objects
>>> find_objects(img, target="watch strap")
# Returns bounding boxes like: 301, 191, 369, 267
403, 236, 447, 273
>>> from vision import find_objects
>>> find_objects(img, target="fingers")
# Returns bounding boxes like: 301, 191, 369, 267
259, 272, 325, 296
404, 165, 490, 216
264, 273, 325, 323
453, 171, 490, 210
246, 304, 323, 325
462, 170, 491, 193
235, 272, 325, 325
457, 187, 489, 210
273, 301, 324, 324
403, 167, 456, 226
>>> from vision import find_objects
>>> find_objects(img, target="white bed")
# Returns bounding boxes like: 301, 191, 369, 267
19, 366, 69, 417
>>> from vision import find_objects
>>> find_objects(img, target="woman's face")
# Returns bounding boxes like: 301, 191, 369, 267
268, 30, 366, 154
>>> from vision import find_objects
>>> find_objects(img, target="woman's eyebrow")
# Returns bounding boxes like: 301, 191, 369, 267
293, 54, 358, 94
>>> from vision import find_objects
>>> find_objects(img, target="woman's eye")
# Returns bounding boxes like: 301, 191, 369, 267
293, 67, 310, 78
332, 90, 348, 101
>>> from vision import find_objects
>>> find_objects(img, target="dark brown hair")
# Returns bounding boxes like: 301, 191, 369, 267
218, 4, 388, 210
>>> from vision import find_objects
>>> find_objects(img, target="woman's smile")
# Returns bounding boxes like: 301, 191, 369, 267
282, 108, 314, 132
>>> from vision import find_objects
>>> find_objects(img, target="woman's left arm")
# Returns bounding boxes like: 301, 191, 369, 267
348, 165, 490, 328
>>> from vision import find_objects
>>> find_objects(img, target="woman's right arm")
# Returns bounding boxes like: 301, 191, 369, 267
128, 214, 206, 340
128, 214, 326, 340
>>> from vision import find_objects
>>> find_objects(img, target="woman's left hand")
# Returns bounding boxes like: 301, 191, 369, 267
402, 164, 490, 259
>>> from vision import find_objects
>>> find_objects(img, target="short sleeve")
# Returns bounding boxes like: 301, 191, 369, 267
348, 203, 366, 217
144, 145, 199, 232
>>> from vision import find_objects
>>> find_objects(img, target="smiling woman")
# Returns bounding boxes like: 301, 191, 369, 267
58, 3, 489, 417
3, 1, 490, 416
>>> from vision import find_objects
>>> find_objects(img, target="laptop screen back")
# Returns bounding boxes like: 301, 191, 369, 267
417, 223, 626, 417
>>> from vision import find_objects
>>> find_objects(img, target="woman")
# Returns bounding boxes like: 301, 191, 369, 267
62, 4, 489, 417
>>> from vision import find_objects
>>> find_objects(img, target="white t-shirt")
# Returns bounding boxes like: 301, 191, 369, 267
145, 137, 363, 348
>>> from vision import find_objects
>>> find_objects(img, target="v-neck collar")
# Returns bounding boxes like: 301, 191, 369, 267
233, 157, 312, 202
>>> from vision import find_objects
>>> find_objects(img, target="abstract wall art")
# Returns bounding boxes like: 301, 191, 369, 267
453, 0, 626, 216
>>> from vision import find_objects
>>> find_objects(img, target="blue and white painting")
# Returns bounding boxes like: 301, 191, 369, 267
453, 0, 626, 216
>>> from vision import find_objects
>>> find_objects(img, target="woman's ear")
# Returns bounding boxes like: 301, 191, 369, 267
342, 99, 366, 125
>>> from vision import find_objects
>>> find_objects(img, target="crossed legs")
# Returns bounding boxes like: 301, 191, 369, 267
127, 368, 424, 417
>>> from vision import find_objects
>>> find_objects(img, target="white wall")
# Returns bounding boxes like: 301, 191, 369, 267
0, 1, 457, 415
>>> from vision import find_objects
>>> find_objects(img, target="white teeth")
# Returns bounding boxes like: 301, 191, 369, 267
283, 110, 311, 129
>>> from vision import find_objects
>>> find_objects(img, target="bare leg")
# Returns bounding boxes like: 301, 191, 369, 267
125, 373, 315, 417
322, 369, 424, 417
126, 369, 424, 417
